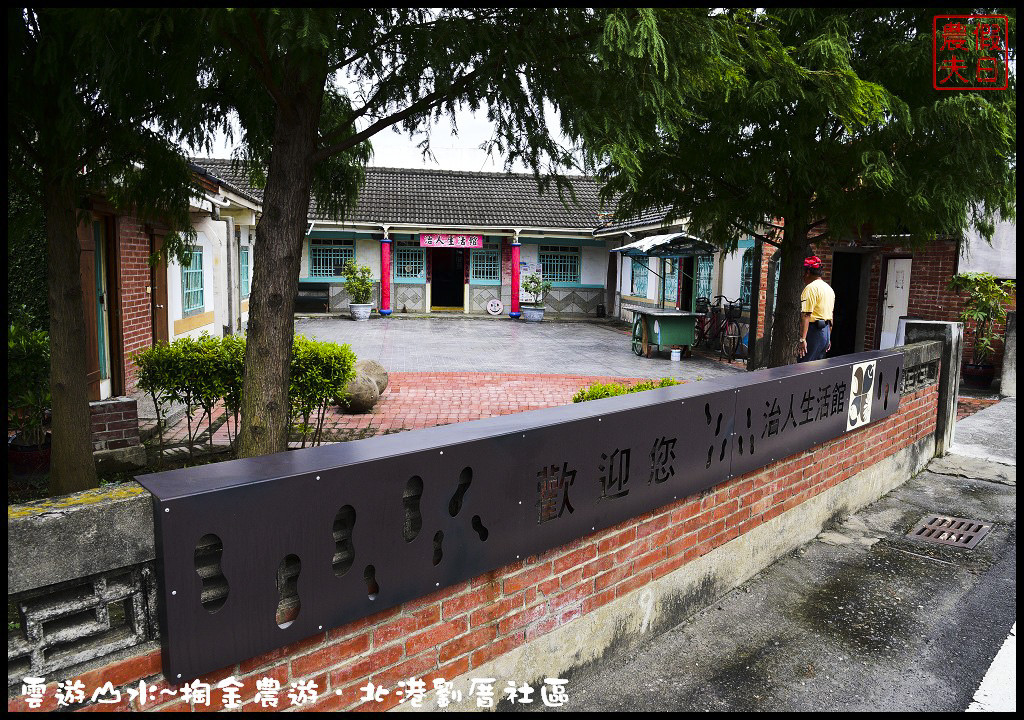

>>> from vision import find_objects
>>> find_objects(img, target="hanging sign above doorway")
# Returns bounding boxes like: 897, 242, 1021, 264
420, 233, 483, 248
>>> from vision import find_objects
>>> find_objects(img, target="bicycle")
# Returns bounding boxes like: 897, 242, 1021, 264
694, 295, 746, 361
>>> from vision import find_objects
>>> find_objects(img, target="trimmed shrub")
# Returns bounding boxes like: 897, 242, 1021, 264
134, 333, 358, 457
572, 377, 680, 403
8, 320, 50, 446
289, 335, 357, 447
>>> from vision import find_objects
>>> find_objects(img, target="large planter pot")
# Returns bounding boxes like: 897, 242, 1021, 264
349, 303, 373, 321
521, 305, 546, 323
961, 362, 996, 390
8, 433, 52, 477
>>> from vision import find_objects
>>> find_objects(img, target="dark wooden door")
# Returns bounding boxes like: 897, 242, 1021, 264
828, 251, 862, 358
151, 233, 169, 345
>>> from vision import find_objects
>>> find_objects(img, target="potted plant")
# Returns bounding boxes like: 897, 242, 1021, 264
8, 320, 52, 475
341, 261, 375, 321
521, 273, 553, 322
948, 272, 1016, 389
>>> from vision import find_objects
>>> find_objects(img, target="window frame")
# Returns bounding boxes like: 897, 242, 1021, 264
181, 245, 205, 318
239, 245, 251, 299
740, 249, 753, 306
393, 241, 426, 283
308, 238, 355, 279
469, 240, 501, 285
538, 244, 581, 286
630, 257, 649, 297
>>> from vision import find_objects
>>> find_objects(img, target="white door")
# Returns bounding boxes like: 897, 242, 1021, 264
879, 258, 911, 349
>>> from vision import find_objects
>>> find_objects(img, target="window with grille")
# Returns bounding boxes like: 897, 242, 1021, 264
631, 258, 648, 296
470, 242, 500, 283
664, 259, 678, 303
696, 254, 714, 301
239, 246, 250, 299
181, 246, 204, 317
740, 249, 753, 305
309, 238, 354, 277
539, 245, 580, 283
394, 243, 425, 281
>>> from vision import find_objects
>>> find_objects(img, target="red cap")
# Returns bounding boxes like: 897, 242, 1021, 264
803, 256, 822, 270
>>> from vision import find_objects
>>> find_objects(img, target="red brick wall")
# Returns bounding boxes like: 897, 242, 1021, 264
89, 397, 141, 452
10, 382, 939, 713
116, 216, 153, 394
810, 239, 1016, 369
754, 243, 779, 348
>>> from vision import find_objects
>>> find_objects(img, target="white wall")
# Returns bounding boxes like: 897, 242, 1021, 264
299, 238, 310, 278
960, 219, 1016, 279
169, 224, 219, 340
355, 238, 381, 277
720, 248, 744, 301
582, 245, 608, 286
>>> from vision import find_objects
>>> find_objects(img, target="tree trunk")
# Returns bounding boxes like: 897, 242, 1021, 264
766, 218, 811, 368
237, 68, 327, 457
45, 173, 99, 495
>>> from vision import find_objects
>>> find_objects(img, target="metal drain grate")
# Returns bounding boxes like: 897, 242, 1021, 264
907, 515, 993, 549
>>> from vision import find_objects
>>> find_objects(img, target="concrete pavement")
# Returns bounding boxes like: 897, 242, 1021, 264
527, 399, 1016, 712
294, 316, 743, 381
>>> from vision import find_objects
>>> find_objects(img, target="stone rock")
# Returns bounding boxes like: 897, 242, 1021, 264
355, 359, 389, 394
338, 374, 380, 413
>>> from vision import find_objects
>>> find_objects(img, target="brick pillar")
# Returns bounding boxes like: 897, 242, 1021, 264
905, 321, 964, 456
509, 240, 522, 318
380, 236, 392, 316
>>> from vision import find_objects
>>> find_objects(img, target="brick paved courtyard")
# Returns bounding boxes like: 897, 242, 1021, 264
142, 372, 660, 456
137, 317, 1002, 460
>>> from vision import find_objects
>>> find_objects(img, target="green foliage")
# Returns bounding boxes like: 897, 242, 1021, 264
522, 273, 553, 306
948, 273, 1016, 365
289, 335, 357, 447
584, 9, 1016, 366
341, 261, 375, 305
9, 9, 225, 267
572, 377, 679, 403
134, 334, 237, 459
7, 321, 51, 445
7, 180, 48, 331
218, 334, 247, 422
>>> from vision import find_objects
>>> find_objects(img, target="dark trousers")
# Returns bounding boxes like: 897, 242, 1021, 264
799, 322, 830, 363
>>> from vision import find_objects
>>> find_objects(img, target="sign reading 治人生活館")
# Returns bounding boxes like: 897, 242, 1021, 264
420, 234, 483, 248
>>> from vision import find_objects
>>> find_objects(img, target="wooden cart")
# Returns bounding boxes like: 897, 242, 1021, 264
628, 306, 701, 358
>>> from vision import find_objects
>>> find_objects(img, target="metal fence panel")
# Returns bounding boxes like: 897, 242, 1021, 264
139, 350, 903, 681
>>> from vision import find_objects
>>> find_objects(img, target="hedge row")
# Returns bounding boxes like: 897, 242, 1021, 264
133, 334, 356, 461
571, 377, 681, 403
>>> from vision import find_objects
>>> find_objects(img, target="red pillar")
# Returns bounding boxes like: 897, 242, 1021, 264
509, 239, 521, 318
380, 236, 392, 316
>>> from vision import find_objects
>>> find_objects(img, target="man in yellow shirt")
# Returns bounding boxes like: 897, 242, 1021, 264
798, 255, 835, 362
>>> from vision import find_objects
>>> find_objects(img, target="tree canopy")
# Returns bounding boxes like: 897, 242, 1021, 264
207, 8, 741, 456
586, 8, 1016, 366
8, 8, 225, 493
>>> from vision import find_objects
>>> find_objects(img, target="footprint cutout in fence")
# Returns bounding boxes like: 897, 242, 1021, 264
433, 531, 444, 566
333, 506, 356, 577
449, 467, 472, 517
705, 403, 724, 469
195, 534, 227, 614
364, 565, 379, 601
276, 554, 301, 629
403, 476, 423, 543
472, 515, 489, 542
